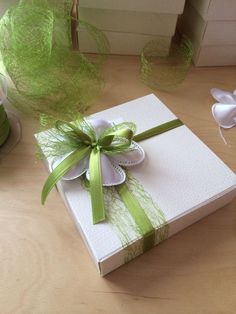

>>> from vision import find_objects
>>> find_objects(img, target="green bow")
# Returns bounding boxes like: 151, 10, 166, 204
41, 117, 136, 224
41, 116, 183, 230
41, 116, 183, 251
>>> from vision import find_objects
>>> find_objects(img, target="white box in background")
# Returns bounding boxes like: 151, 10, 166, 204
194, 45, 236, 66
78, 28, 171, 56
36, 94, 236, 275
79, 8, 178, 37
189, 0, 236, 21
79, 0, 186, 14
178, 1, 236, 66
78, 0, 186, 55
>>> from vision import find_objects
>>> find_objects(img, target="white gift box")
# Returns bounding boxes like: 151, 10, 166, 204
36, 94, 236, 275
178, 2, 236, 66
189, 0, 236, 21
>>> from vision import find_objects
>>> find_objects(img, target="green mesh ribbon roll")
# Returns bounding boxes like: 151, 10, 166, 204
140, 35, 193, 91
0, 106, 10, 146
0, 0, 109, 120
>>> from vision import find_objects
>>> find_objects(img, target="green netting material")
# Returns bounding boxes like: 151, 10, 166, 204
140, 35, 193, 91
0, 0, 109, 120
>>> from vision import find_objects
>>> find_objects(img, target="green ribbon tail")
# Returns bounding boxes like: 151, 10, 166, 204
41, 146, 91, 204
116, 183, 155, 251
133, 119, 183, 142
89, 147, 106, 224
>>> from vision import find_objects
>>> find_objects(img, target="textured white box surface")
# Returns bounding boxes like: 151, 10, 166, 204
79, 0, 186, 14
36, 94, 236, 275
189, 0, 236, 21
78, 29, 171, 55
79, 8, 178, 36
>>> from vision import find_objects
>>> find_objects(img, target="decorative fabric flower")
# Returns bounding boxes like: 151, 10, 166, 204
51, 118, 145, 185
211, 88, 236, 129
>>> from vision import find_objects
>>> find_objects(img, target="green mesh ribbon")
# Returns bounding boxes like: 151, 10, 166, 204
0, 0, 109, 120
0, 105, 10, 146
140, 35, 193, 91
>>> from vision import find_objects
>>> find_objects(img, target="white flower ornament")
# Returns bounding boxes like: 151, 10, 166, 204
51, 117, 145, 186
211, 88, 236, 129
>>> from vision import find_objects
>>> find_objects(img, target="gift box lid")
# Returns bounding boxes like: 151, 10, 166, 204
36, 94, 236, 275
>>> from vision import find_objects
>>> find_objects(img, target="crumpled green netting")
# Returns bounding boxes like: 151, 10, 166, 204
140, 35, 193, 91
0, 0, 109, 122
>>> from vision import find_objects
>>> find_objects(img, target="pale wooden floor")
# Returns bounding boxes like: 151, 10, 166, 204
1, 56, 236, 314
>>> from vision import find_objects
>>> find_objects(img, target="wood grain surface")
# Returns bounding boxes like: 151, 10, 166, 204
0, 56, 236, 314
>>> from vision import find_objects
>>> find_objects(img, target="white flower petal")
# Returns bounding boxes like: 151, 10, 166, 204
211, 88, 236, 104
86, 153, 126, 186
212, 103, 236, 129
109, 141, 145, 167
51, 153, 89, 180
87, 118, 112, 138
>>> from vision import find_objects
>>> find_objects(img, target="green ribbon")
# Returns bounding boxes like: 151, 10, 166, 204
42, 119, 136, 224
41, 117, 183, 249
116, 183, 155, 251
0, 106, 10, 147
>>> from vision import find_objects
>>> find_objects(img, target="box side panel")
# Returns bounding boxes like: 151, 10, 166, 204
79, 8, 178, 36
203, 21, 236, 46
79, 0, 186, 14
193, 45, 236, 66
100, 189, 236, 276
190, 0, 236, 20
78, 29, 171, 55
178, 2, 207, 46
189, 0, 211, 20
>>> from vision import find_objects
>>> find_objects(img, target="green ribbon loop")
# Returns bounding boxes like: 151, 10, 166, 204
41, 145, 91, 204
116, 183, 155, 251
89, 146, 106, 224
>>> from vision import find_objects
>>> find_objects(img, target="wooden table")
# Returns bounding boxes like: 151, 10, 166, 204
1, 56, 236, 314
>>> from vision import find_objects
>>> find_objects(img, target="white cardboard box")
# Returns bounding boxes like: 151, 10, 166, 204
193, 45, 236, 66
36, 94, 236, 275
189, 0, 236, 21
79, 0, 186, 14
180, 3, 236, 46
78, 29, 171, 55
178, 2, 236, 65
79, 8, 178, 36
